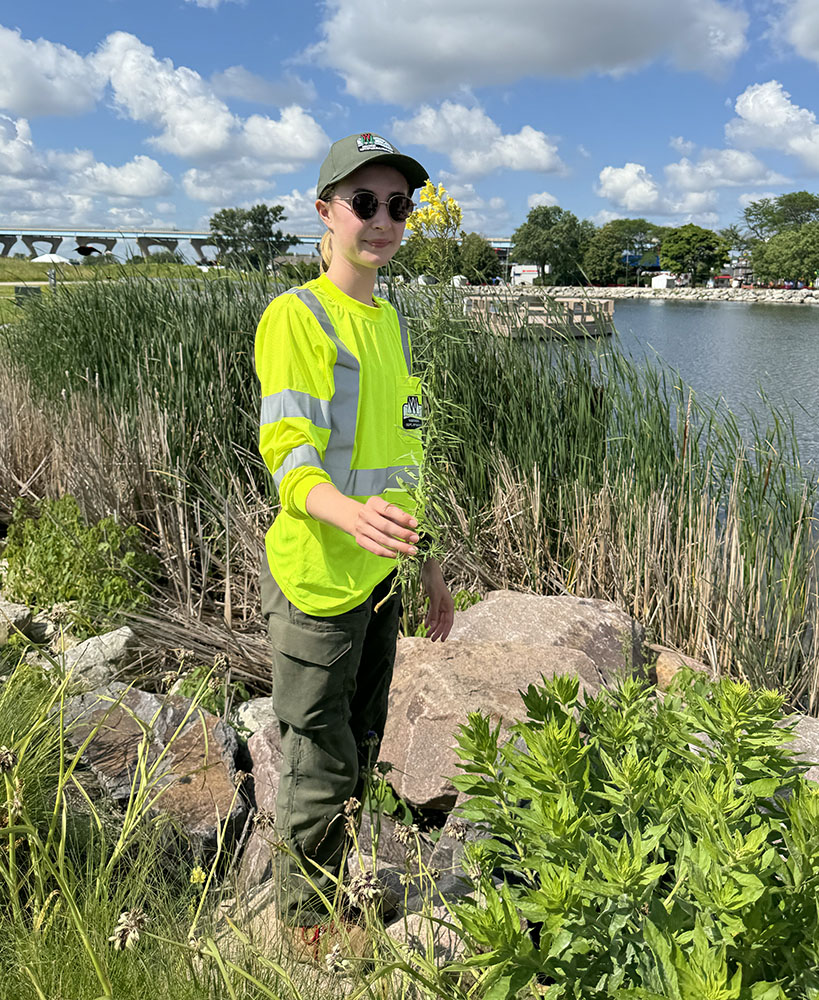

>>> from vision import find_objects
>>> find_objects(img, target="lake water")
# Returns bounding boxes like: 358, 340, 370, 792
611, 298, 819, 470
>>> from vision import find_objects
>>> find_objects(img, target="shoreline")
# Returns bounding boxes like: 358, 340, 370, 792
545, 285, 819, 306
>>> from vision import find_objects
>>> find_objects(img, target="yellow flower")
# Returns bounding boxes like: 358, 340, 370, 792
190, 865, 206, 885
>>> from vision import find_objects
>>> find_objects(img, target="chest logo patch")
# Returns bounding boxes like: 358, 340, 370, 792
402, 394, 422, 430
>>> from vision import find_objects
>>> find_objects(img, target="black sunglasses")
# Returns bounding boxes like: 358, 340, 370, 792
333, 191, 415, 222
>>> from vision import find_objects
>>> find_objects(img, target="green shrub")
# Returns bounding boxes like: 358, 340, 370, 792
2, 495, 158, 633
450, 670, 819, 998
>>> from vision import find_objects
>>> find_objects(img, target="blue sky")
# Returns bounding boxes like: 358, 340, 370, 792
2, 0, 819, 246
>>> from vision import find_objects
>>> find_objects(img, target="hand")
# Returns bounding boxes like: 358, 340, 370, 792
351, 496, 420, 559
421, 558, 454, 642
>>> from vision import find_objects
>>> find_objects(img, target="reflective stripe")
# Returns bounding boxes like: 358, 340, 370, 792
273, 444, 325, 488
397, 311, 412, 373
280, 286, 417, 497
324, 463, 419, 496
261, 389, 331, 429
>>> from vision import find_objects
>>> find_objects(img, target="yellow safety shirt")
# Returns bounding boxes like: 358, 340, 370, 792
255, 273, 423, 616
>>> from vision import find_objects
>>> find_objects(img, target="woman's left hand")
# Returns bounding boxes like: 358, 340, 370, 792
420, 558, 455, 642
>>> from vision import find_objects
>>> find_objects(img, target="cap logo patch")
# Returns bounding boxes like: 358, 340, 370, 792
357, 133, 394, 154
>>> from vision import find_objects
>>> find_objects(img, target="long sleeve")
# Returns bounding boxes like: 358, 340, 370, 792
255, 294, 336, 519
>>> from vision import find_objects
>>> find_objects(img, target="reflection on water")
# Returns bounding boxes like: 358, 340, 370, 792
611, 299, 819, 472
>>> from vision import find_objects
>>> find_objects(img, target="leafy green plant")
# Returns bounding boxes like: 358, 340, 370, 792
448, 669, 819, 999
175, 660, 250, 720
2, 495, 158, 634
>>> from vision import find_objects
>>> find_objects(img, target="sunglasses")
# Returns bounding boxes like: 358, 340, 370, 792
333, 191, 415, 222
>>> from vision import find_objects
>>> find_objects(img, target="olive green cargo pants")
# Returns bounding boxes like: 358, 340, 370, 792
260, 557, 401, 926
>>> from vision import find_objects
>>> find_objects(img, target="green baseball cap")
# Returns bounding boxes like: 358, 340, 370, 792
316, 133, 428, 199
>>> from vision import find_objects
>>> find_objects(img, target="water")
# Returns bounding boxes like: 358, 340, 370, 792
611, 298, 819, 470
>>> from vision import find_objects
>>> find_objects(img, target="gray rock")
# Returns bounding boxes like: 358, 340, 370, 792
26, 612, 56, 645
64, 683, 247, 853
647, 642, 713, 690
0, 600, 31, 646
236, 723, 283, 890
448, 590, 645, 683
59, 626, 139, 689
791, 714, 819, 783
381, 637, 601, 809
235, 697, 278, 735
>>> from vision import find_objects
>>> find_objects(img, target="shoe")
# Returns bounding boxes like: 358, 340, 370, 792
283, 920, 372, 967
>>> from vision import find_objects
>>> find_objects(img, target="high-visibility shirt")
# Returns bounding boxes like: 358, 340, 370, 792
255, 273, 423, 616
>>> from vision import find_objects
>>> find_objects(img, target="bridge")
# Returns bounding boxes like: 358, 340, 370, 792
0, 228, 513, 263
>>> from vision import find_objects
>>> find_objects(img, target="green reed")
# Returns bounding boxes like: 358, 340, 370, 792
4, 274, 819, 705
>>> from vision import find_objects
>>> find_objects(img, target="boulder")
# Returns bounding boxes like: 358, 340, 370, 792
381, 638, 601, 809
64, 683, 248, 853
647, 642, 713, 690
236, 723, 283, 890
26, 612, 56, 645
448, 591, 645, 683
0, 600, 31, 646
58, 626, 140, 690
790, 714, 819, 783
235, 697, 278, 735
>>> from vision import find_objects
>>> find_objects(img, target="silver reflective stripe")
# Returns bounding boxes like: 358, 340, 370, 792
397, 310, 412, 373
286, 287, 360, 476
324, 463, 419, 496
261, 389, 331, 429
273, 443, 324, 489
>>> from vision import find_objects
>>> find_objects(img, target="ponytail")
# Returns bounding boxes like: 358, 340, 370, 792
319, 231, 333, 273
318, 184, 336, 273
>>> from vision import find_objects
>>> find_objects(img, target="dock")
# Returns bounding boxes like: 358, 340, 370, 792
464, 291, 615, 339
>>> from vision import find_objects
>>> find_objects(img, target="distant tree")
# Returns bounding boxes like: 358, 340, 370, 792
390, 234, 425, 279
459, 232, 501, 283
277, 258, 320, 283
511, 206, 595, 285
752, 222, 819, 285
145, 249, 184, 264
659, 224, 730, 285
209, 203, 295, 271
741, 191, 819, 243
582, 218, 659, 285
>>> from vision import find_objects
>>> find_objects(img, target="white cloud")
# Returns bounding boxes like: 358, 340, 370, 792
781, 0, 819, 65
726, 80, 819, 170
597, 162, 666, 213
0, 25, 106, 117
182, 164, 274, 203
393, 102, 563, 178
184, 0, 244, 7
441, 179, 510, 232
664, 148, 785, 191
82, 155, 174, 198
275, 188, 324, 231
211, 66, 317, 106
528, 191, 559, 209
92, 32, 329, 172
310, 0, 748, 104
670, 136, 695, 154
596, 160, 719, 220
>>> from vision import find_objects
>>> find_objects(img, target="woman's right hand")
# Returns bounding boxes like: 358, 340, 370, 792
351, 496, 419, 559
305, 483, 419, 558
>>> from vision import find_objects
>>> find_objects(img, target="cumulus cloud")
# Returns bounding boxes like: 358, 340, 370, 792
275, 188, 324, 231
211, 66, 317, 106
528, 191, 559, 209
81, 155, 174, 198
393, 102, 563, 178
0, 25, 106, 117
310, 0, 748, 104
664, 148, 785, 191
780, 0, 819, 65
726, 80, 819, 170
184, 0, 244, 7
596, 161, 719, 219
669, 136, 695, 155
91, 33, 329, 173
440, 179, 510, 232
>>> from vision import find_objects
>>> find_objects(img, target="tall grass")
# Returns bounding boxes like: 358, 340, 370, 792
2, 275, 819, 706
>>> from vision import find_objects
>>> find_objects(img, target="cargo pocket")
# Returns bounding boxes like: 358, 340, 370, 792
269, 618, 353, 729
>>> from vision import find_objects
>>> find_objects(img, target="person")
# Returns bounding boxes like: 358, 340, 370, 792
254, 132, 455, 959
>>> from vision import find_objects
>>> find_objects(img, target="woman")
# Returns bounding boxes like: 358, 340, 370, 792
254, 132, 454, 957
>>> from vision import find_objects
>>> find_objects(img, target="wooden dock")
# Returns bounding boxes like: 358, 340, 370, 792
464, 291, 615, 339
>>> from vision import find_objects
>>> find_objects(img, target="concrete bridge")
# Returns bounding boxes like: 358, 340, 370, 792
0, 228, 513, 263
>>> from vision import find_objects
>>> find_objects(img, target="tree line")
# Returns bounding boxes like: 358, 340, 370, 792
207, 188, 819, 287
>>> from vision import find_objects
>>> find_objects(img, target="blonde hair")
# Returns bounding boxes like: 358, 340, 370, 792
318, 184, 336, 273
